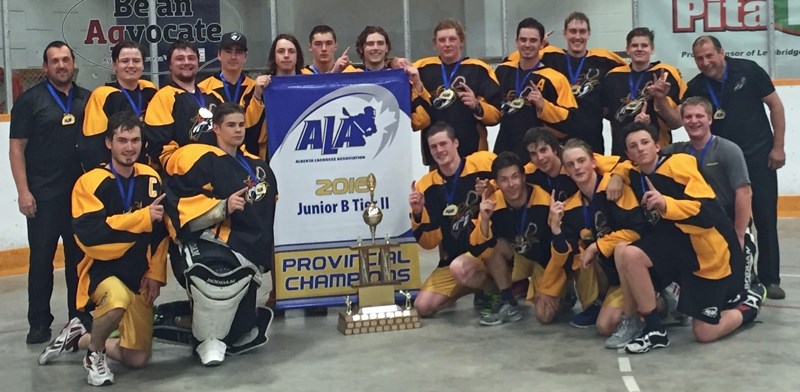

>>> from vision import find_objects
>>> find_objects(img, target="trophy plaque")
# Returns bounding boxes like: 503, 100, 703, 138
338, 173, 421, 335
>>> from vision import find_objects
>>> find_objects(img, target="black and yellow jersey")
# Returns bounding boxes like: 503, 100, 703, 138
602, 62, 686, 156
144, 82, 223, 168
494, 59, 579, 161
411, 151, 494, 266
411, 57, 502, 165
623, 153, 733, 280
164, 143, 278, 270
80, 80, 158, 171
523, 153, 621, 202
72, 163, 168, 310
197, 74, 265, 156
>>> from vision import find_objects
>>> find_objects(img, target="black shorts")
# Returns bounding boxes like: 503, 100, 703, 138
597, 255, 621, 287
631, 224, 743, 324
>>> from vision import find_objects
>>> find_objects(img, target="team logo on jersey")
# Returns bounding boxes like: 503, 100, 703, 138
450, 190, 481, 238
513, 222, 540, 255
571, 68, 601, 98
733, 77, 747, 92
189, 106, 216, 141
244, 166, 270, 203
280, 84, 400, 160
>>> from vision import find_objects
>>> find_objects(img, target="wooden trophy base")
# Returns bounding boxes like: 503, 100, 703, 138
337, 282, 421, 335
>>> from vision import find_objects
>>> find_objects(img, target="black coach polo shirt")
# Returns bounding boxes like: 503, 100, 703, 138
684, 57, 775, 159
10, 81, 90, 201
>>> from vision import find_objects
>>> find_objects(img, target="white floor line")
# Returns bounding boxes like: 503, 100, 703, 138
780, 274, 800, 278
617, 348, 625, 354
618, 357, 632, 372
622, 375, 641, 392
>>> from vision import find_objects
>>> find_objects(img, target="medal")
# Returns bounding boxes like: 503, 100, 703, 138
571, 84, 582, 96
61, 113, 75, 125
433, 88, 457, 110
45, 81, 74, 127
503, 63, 538, 116
433, 59, 464, 110
713, 108, 726, 120
501, 97, 526, 115
580, 228, 595, 243
442, 204, 458, 216
705, 64, 728, 122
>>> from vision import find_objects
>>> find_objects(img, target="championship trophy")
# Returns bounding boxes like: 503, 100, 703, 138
337, 174, 421, 335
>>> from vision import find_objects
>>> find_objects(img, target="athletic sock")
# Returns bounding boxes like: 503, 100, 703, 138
641, 308, 664, 332
737, 304, 757, 324
501, 288, 518, 306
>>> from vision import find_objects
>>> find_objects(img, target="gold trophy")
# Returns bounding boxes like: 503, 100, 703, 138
337, 173, 421, 335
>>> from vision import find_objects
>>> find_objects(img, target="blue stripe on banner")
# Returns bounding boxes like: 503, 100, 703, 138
275, 290, 419, 310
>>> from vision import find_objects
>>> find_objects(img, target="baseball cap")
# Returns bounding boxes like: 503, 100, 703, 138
220, 32, 247, 51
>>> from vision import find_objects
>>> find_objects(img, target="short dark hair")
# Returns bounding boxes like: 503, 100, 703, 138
111, 41, 143, 63
427, 121, 456, 142
626, 27, 654, 46
492, 151, 525, 178
168, 39, 199, 63
267, 33, 304, 75
563, 11, 591, 31
356, 26, 391, 60
516, 17, 545, 40
309, 25, 336, 43
43, 41, 75, 64
105, 111, 143, 140
621, 121, 659, 146
213, 102, 245, 125
692, 35, 723, 52
523, 127, 561, 157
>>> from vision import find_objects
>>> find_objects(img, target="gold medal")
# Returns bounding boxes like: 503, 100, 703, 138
433, 88, 456, 110
255, 182, 268, 199
442, 204, 458, 216
502, 97, 526, 115
571, 84, 582, 96
61, 113, 75, 126
713, 108, 726, 120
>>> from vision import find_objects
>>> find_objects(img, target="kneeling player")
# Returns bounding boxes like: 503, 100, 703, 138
409, 122, 495, 317
163, 103, 277, 365
38, 112, 168, 386
615, 122, 765, 354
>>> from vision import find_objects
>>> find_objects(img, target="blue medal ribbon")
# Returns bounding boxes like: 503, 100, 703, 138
441, 159, 465, 206
440, 58, 463, 89
235, 152, 257, 183
565, 54, 587, 85
690, 135, 715, 165
639, 155, 667, 194
118, 84, 143, 118
45, 81, 73, 115
581, 175, 601, 230
220, 72, 244, 103
309, 65, 320, 74
515, 61, 539, 97
109, 163, 135, 212
627, 66, 651, 100
187, 88, 206, 109
516, 188, 530, 237
545, 175, 559, 197
704, 64, 728, 112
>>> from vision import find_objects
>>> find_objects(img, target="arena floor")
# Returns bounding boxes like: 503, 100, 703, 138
3, 219, 799, 391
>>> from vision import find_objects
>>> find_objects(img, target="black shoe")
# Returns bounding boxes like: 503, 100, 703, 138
228, 307, 273, 356
625, 329, 669, 354
26, 326, 52, 344
304, 307, 328, 317
766, 284, 786, 300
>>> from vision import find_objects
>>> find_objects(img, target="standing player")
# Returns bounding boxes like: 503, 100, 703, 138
494, 18, 579, 162
602, 28, 685, 157
302, 25, 362, 74
412, 19, 501, 166
81, 41, 157, 170
145, 39, 223, 168
38, 112, 168, 386
409, 122, 495, 317
198, 32, 265, 157
10, 41, 91, 344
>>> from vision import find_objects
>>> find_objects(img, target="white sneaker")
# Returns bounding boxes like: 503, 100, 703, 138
84, 350, 114, 386
38, 317, 86, 365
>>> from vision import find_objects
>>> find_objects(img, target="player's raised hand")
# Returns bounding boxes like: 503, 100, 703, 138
331, 47, 351, 73
409, 181, 425, 215
479, 185, 496, 221
634, 101, 651, 124
527, 80, 544, 111
456, 81, 479, 110
548, 190, 565, 232
227, 187, 248, 215
149, 193, 166, 222
641, 176, 665, 213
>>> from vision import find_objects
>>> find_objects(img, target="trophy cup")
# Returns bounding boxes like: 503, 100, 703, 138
337, 173, 421, 335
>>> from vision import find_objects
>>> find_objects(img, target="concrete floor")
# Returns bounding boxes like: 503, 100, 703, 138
4, 220, 800, 391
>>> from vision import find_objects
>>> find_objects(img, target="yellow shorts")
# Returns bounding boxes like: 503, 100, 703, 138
602, 285, 624, 309
420, 253, 486, 299
511, 254, 599, 307
91, 277, 153, 351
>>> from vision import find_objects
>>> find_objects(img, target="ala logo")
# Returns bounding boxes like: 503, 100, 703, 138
281, 84, 400, 160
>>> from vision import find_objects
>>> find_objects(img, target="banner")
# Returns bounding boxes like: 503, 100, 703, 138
265, 70, 421, 308
639, 0, 800, 78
